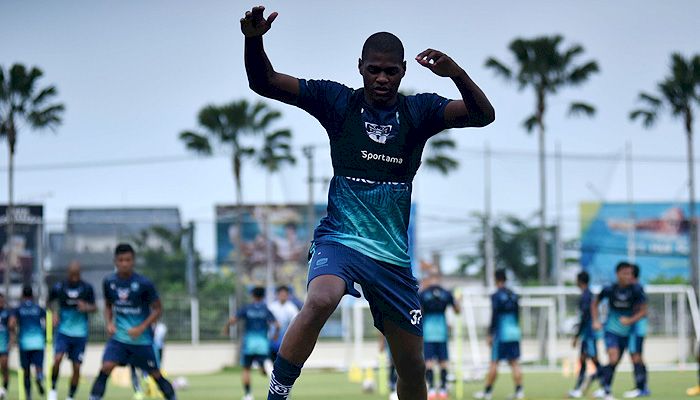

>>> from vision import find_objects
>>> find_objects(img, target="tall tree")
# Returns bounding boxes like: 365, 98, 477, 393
423, 131, 459, 175
0, 64, 64, 293
629, 52, 700, 291
485, 35, 599, 283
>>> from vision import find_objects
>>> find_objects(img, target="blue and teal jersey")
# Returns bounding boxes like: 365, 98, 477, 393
237, 302, 276, 356
103, 272, 159, 346
419, 285, 455, 342
13, 300, 46, 351
489, 287, 521, 343
597, 283, 646, 337
576, 288, 597, 339
48, 280, 95, 338
297, 79, 450, 267
0, 308, 10, 353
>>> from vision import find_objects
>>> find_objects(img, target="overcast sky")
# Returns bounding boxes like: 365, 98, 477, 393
2, 0, 699, 265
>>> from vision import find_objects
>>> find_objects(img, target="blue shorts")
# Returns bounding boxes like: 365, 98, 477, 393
102, 339, 160, 371
55, 332, 87, 363
307, 242, 422, 336
492, 341, 520, 362
241, 354, 269, 368
628, 334, 645, 355
424, 342, 449, 362
580, 336, 598, 358
20, 349, 44, 369
604, 332, 629, 353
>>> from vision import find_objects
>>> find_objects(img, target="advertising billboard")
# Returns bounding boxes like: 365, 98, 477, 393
0, 204, 43, 283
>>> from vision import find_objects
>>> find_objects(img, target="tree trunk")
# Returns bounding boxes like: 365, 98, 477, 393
536, 92, 548, 284
4, 130, 15, 299
686, 111, 699, 296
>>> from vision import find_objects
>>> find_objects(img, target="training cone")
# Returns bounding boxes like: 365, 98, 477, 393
348, 363, 363, 383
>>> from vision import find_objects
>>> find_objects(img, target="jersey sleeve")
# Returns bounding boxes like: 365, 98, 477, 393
297, 79, 353, 136
102, 279, 112, 305
633, 285, 647, 306
266, 307, 276, 324
406, 93, 450, 140
488, 293, 498, 336
235, 306, 247, 320
142, 280, 159, 305
48, 283, 60, 303
597, 286, 612, 302
85, 284, 96, 304
446, 290, 455, 307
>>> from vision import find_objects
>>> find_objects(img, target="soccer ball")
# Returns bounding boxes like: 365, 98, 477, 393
172, 376, 189, 390
362, 378, 376, 393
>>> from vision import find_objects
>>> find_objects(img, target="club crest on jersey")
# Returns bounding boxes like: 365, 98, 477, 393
117, 288, 130, 301
131, 281, 140, 291
67, 289, 80, 299
365, 122, 393, 144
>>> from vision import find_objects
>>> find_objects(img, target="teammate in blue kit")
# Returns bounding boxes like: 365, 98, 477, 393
474, 270, 524, 400
223, 287, 279, 400
419, 274, 460, 400
569, 271, 602, 398
241, 5, 494, 400
623, 264, 650, 399
10, 286, 46, 400
0, 294, 12, 399
47, 261, 97, 400
88, 243, 176, 400
591, 262, 647, 400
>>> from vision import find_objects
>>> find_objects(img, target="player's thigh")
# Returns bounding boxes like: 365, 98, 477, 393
384, 318, 424, 378
102, 339, 130, 367
130, 344, 160, 373
67, 336, 87, 365
305, 243, 357, 316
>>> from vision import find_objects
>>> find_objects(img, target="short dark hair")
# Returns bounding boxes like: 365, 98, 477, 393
495, 269, 507, 283
362, 32, 404, 60
276, 285, 289, 293
115, 243, 135, 257
616, 261, 632, 273
251, 286, 266, 299
22, 285, 33, 298
632, 264, 640, 279
577, 271, 590, 285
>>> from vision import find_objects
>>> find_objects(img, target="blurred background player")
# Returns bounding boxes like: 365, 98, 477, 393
0, 294, 10, 399
623, 263, 650, 398
47, 260, 97, 400
268, 286, 298, 361
88, 243, 176, 400
569, 271, 602, 398
474, 269, 524, 400
591, 262, 647, 400
224, 286, 279, 400
419, 273, 460, 400
10, 285, 46, 400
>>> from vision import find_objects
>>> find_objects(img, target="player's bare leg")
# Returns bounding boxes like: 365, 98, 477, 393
385, 319, 427, 400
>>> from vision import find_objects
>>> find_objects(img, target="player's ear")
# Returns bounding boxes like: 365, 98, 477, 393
358, 58, 363, 74
402, 60, 407, 73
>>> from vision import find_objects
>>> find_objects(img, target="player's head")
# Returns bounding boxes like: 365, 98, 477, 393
631, 263, 640, 282
251, 286, 266, 301
67, 260, 81, 283
615, 261, 634, 286
22, 285, 33, 299
276, 285, 290, 302
114, 243, 135, 276
577, 271, 590, 289
495, 269, 507, 287
358, 32, 406, 107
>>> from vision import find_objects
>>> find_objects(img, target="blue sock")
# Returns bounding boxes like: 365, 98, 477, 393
69, 383, 78, 397
426, 369, 434, 389
440, 368, 448, 390
267, 355, 302, 400
603, 364, 617, 394
89, 371, 109, 400
23, 369, 31, 399
155, 375, 176, 400
633, 363, 647, 391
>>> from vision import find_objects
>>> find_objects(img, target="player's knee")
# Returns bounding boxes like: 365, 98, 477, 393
396, 353, 425, 380
302, 294, 338, 322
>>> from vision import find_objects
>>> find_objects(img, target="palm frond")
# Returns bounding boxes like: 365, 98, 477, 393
484, 57, 513, 81
27, 104, 65, 129
522, 114, 538, 133
568, 102, 595, 117
179, 131, 213, 155
629, 109, 657, 128
424, 155, 459, 175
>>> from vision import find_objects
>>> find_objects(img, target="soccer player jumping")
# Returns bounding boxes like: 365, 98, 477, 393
240, 5, 494, 400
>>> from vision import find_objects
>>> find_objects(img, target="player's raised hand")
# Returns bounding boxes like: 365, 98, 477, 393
415, 49, 463, 78
106, 321, 116, 336
240, 5, 278, 37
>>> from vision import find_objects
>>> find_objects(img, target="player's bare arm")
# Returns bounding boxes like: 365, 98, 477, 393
104, 302, 116, 336
128, 299, 163, 339
622, 303, 648, 326
242, 6, 300, 104
590, 298, 602, 331
415, 48, 495, 128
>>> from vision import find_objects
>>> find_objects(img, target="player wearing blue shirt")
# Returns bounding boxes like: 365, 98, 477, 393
624, 264, 650, 398
47, 261, 97, 400
224, 287, 280, 400
592, 262, 647, 400
475, 270, 524, 400
241, 6, 494, 400
88, 244, 176, 400
10, 286, 46, 400
0, 294, 11, 399
419, 274, 460, 400
569, 271, 602, 398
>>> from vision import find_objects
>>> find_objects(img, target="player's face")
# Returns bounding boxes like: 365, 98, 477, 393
277, 289, 289, 303
616, 267, 633, 286
359, 50, 406, 107
67, 262, 81, 283
114, 252, 135, 276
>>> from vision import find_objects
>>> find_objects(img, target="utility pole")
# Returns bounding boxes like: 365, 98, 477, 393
626, 142, 636, 262
484, 142, 495, 288
303, 145, 316, 241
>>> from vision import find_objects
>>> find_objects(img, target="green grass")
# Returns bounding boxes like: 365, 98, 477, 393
10, 369, 700, 399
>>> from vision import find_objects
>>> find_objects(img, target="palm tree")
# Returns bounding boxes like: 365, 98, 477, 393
423, 132, 459, 175
629, 53, 700, 291
0, 64, 64, 293
485, 35, 599, 283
